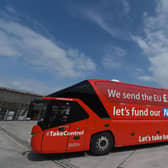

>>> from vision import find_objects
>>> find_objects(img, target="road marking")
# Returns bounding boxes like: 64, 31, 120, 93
52, 160, 80, 168
116, 150, 136, 168
0, 127, 29, 150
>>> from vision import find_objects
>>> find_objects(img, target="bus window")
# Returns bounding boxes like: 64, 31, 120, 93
29, 100, 47, 121
49, 102, 71, 125
48, 101, 89, 128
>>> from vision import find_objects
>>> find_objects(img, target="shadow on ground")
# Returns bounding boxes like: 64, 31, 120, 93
27, 151, 85, 161
27, 141, 168, 161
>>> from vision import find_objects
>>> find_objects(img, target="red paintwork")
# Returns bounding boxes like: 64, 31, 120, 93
31, 79, 168, 154
31, 125, 43, 153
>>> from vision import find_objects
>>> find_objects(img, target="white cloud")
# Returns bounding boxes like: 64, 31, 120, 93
83, 5, 130, 40
132, 0, 168, 88
0, 18, 96, 78
85, 10, 117, 37
102, 46, 126, 69
122, 0, 130, 14
103, 56, 121, 69
137, 75, 155, 82
5, 6, 17, 14
135, 68, 144, 74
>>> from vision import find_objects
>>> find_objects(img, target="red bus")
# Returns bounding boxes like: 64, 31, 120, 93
30, 79, 168, 155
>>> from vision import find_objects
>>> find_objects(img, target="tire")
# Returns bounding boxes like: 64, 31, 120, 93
90, 132, 113, 155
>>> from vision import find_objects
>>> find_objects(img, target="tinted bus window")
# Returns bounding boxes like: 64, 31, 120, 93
48, 80, 110, 119
48, 101, 89, 128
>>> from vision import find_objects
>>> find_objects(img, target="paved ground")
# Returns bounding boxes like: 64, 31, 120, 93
0, 123, 58, 168
1, 121, 168, 168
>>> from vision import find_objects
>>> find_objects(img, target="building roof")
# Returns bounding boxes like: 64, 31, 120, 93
0, 86, 43, 97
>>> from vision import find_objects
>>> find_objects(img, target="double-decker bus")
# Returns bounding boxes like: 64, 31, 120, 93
30, 79, 168, 155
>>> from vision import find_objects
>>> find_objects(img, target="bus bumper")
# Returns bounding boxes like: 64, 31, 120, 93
31, 125, 43, 153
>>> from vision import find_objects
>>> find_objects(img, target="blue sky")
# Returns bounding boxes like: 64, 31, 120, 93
0, 0, 168, 95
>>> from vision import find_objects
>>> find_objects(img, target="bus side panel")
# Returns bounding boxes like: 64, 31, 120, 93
116, 120, 168, 146
67, 120, 88, 152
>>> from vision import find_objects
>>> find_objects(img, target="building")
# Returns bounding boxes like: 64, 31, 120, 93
0, 87, 42, 121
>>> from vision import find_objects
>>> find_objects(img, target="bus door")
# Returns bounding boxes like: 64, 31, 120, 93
41, 100, 72, 153
67, 120, 88, 152
42, 100, 89, 153
42, 124, 70, 153
66, 102, 89, 152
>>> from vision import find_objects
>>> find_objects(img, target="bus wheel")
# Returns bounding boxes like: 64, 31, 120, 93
90, 132, 113, 155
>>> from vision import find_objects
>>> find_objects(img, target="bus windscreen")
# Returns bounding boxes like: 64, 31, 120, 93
30, 100, 89, 130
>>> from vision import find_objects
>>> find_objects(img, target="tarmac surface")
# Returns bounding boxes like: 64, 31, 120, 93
0, 121, 168, 168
